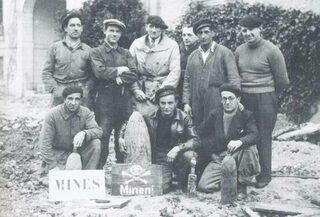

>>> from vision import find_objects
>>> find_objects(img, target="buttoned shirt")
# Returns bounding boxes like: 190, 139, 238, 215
199, 42, 216, 64
40, 104, 103, 166
42, 39, 92, 92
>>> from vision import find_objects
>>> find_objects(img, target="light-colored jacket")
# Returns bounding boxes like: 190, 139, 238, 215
129, 34, 181, 93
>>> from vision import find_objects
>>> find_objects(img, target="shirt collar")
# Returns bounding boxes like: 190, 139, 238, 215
198, 41, 216, 53
104, 40, 119, 52
62, 38, 83, 50
60, 104, 81, 120
148, 35, 161, 46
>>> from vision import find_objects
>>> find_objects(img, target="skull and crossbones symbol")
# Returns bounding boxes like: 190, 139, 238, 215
122, 165, 151, 184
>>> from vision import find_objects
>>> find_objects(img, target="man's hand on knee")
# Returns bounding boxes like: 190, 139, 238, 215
227, 140, 242, 154
166, 146, 180, 163
73, 131, 86, 148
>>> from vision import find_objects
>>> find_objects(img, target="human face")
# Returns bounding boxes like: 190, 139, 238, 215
196, 27, 213, 46
64, 17, 83, 40
64, 93, 82, 113
159, 94, 177, 118
221, 91, 239, 113
146, 24, 162, 40
182, 27, 198, 47
104, 25, 122, 46
240, 26, 261, 44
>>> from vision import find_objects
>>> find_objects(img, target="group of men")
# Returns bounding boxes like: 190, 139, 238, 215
40, 11, 289, 199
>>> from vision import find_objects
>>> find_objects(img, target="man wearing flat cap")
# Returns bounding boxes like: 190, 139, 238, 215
122, 85, 200, 193
182, 19, 240, 127
129, 15, 181, 117
197, 84, 260, 200
235, 15, 289, 188
40, 86, 102, 171
90, 18, 138, 168
42, 11, 94, 109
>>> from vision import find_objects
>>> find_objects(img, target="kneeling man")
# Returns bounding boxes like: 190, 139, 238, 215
40, 86, 102, 171
197, 84, 260, 199
140, 86, 200, 192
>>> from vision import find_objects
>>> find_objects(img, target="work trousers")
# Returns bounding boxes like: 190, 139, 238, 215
51, 80, 94, 110
198, 145, 260, 193
43, 139, 101, 171
95, 85, 132, 168
241, 92, 277, 183
154, 150, 197, 193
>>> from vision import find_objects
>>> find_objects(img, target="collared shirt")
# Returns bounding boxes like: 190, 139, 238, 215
148, 35, 161, 47
104, 39, 118, 49
40, 104, 103, 165
42, 39, 92, 92
199, 42, 216, 64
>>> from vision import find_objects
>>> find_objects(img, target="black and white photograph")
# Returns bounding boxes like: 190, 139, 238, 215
1, 0, 320, 216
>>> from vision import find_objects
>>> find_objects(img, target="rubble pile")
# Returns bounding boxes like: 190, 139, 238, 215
0, 95, 319, 217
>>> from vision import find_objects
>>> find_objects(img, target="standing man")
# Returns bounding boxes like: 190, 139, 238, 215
178, 25, 198, 108
182, 19, 240, 127
90, 19, 138, 167
129, 15, 181, 116
42, 12, 94, 109
235, 15, 289, 188
40, 86, 102, 171
121, 86, 199, 193
197, 84, 260, 199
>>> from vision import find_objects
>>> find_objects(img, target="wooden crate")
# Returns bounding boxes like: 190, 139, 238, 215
111, 163, 170, 196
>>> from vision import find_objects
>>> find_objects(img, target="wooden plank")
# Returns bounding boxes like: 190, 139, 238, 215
111, 163, 165, 196
272, 174, 320, 179
241, 207, 260, 217
248, 203, 320, 216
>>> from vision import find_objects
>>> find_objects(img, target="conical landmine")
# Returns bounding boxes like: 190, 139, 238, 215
124, 111, 152, 165
220, 154, 237, 204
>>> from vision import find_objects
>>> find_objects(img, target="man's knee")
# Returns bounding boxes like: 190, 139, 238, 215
182, 150, 197, 162
89, 139, 101, 154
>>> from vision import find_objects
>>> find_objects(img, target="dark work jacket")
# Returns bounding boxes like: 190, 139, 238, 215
178, 42, 198, 104
197, 107, 259, 160
144, 108, 200, 157
90, 42, 138, 118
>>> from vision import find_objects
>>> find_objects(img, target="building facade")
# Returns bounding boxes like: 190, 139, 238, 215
2, 0, 320, 97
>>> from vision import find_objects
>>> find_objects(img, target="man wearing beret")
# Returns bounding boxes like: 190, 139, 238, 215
121, 85, 200, 193
40, 86, 102, 171
90, 19, 138, 168
235, 15, 289, 188
42, 12, 94, 109
197, 84, 260, 199
182, 19, 240, 127
129, 15, 181, 117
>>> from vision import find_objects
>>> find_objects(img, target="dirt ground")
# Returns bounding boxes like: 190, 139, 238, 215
0, 94, 319, 217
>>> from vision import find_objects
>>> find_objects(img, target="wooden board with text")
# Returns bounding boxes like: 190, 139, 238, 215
111, 164, 168, 196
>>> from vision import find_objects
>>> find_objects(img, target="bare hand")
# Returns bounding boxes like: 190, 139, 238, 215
149, 93, 156, 103
117, 66, 130, 76
134, 90, 147, 102
184, 104, 192, 117
116, 77, 123, 85
227, 140, 242, 154
166, 146, 180, 163
119, 138, 128, 156
73, 131, 86, 148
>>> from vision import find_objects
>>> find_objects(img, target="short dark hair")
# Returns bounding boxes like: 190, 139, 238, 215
62, 86, 83, 98
61, 11, 83, 30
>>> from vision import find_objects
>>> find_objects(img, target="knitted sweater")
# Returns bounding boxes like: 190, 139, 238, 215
235, 39, 289, 94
